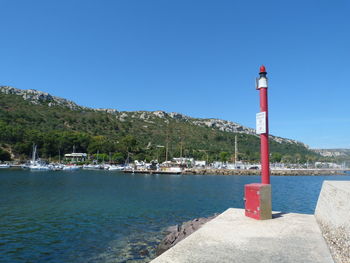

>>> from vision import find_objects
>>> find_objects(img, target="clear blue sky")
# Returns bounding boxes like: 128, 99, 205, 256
1, 0, 349, 149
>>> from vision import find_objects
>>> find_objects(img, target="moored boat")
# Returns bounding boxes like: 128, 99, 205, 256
0, 164, 10, 169
29, 164, 50, 171
28, 145, 50, 171
63, 164, 80, 171
82, 164, 102, 170
108, 165, 124, 171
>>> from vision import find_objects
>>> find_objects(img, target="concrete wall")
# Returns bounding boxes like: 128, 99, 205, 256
315, 181, 350, 263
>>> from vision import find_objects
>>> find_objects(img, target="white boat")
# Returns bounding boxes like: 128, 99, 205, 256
82, 164, 102, 170
28, 145, 50, 171
0, 164, 10, 169
63, 165, 80, 171
108, 165, 124, 171
29, 164, 50, 171
102, 164, 111, 170
48, 163, 64, 171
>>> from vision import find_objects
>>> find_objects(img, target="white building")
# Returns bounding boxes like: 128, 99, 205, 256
64, 153, 87, 163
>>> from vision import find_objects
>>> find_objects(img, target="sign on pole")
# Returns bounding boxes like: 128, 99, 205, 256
256, 112, 266, 134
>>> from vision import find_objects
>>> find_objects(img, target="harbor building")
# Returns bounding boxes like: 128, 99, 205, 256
64, 153, 87, 163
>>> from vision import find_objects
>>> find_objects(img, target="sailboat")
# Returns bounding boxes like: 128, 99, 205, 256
83, 150, 102, 170
28, 145, 50, 171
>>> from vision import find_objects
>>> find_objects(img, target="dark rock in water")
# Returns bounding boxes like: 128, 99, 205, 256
156, 214, 218, 256
139, 249, 149, 256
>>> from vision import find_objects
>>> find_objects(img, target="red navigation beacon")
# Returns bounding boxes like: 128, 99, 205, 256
244, 65, 272, 220
260, 65, 266, 73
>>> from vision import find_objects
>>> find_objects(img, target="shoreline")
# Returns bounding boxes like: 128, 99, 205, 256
123, 168, 348, 176
1, 166, 348, 176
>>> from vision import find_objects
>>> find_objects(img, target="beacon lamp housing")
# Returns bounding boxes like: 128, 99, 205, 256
256, 76, 268, 90
256, 66, 268, 90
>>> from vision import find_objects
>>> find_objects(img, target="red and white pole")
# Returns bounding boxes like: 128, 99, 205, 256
244, 65, 272, 220
257, 65, 270, 184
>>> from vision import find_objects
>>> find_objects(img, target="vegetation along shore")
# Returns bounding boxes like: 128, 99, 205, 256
0, 86, 349, 169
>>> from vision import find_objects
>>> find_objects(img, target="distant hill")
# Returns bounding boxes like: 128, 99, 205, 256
0, 86, 320, 163
312, 149, 350, 162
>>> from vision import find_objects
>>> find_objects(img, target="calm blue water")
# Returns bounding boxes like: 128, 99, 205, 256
0, 170, 349, 263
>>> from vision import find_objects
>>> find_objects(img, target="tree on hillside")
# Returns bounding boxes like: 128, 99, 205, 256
282, 154, 293, 164
220, 152, 230, 163
0, 148, 11, 161
120, 135, 138, 153
271, 152, 282, 163
112, 152, 125, 164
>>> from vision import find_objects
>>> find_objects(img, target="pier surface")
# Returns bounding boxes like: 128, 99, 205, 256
315, 181, 350, 263
151, 208, 333, 263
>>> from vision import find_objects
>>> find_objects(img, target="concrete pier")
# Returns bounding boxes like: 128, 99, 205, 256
315, 181, 350, 263
151, 208, 333, 263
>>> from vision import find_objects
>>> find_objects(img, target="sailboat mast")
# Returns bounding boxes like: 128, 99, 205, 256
166, 123, 169, 162
235, 135, 238, 165
32, 144, 37, 163
166, 141, 169, 162
180, 141, 183, 158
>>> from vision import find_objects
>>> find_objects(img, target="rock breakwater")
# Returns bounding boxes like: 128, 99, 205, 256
182, 168, 346, 176
156, 214, 217, 256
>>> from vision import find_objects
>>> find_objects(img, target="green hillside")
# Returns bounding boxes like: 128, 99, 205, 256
0, 90, 320, 163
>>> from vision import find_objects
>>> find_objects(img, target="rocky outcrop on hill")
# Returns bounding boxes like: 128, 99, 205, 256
112, 110, 307, 146
0, 86, 85, 110
312, 148, 350, 157
0, 86, 308, 147
95, 108, 119, 114
193, 118, 254, 134
156, 214, 217, 256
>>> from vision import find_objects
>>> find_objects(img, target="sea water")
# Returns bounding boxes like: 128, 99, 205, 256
1, 169, 349, 263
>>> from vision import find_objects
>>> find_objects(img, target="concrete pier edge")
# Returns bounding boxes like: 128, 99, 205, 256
315, 181, 350, 263
151, 208, 333, 263
152, 180, 350, 263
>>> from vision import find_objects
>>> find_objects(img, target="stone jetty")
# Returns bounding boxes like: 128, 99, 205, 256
156, 214, 218, 256
152, 180, 350, 263
182, 168, 346, 176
